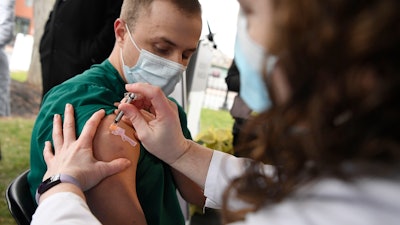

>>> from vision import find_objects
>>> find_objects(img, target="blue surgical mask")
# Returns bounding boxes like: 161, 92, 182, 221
120, 24, 186, 96
234, 12, 278, 112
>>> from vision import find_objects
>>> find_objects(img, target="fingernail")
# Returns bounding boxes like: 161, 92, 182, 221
54, 114, 59, 121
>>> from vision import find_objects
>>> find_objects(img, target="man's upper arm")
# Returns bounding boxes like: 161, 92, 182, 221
85, 114, 147, 225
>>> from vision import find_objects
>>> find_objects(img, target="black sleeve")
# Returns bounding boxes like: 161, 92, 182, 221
225, 60, 241, 92
79, 0, 123, 63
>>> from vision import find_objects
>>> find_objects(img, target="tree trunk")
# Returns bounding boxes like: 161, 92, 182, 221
26, 0, 55, 90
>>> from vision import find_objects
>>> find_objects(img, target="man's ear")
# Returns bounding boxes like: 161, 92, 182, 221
114, 18, 127, 46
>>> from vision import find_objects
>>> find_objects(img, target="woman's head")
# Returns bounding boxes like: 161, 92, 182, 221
258, 0, 400, 165
237, 0, 400, 105
226, 0, 400, 222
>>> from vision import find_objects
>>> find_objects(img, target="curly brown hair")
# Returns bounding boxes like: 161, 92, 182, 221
223, 0, 400, 223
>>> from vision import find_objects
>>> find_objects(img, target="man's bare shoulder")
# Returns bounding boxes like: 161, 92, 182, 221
93, 114, 140, 160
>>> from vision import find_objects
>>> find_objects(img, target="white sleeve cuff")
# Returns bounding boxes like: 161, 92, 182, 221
32, 192, 101, 225
204, 151, 275, 210
204, 150, 245, 209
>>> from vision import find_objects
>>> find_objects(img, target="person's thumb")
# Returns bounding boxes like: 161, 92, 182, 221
82, 159, 131, 191
101, 158, 131, 178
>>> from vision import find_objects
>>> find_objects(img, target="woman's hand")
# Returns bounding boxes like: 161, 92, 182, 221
43, 103, 131, 191
119, 83, 213, 189
118, 83, 191, 165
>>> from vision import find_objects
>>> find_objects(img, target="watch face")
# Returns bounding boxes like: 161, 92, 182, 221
38, 174, 62, 194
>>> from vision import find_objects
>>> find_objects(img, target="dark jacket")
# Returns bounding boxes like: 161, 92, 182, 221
225, 59, 240, 92
39, 0, 123, 97
225, 60, 252, 149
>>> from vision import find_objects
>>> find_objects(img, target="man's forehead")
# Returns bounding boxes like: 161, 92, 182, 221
137, 0, 200, 19
132, 2, 202, 49
147, 35, 199, 52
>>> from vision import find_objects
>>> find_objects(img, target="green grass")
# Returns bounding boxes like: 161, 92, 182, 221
0, 108, 233, 225
0, 118, 34, 225
199, 108, 234, 132
10, 71, 28, 82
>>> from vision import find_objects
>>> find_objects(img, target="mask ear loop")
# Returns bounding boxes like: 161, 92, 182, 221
120, 23, 140, 75
125, 23, 141, 52
263, 56, 279, 107
120, 47, 126, 66
119, 22, 134, 73
266, 57, 278, 77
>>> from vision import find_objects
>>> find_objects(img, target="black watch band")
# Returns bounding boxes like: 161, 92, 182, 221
35, 174, 81, 204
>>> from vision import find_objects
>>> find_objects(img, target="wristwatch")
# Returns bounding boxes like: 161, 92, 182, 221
35, 174, 81, 204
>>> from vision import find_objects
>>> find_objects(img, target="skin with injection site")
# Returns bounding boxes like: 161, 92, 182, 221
109, 93, 138, 147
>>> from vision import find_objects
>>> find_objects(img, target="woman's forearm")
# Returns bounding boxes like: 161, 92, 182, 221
170, 140, 214, 189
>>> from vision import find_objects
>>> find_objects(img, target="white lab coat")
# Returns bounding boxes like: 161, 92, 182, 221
31, 192, 101, 225
32, 150, 400, 225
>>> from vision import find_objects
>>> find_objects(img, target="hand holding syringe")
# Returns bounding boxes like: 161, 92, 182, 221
113, 93, 136, 125
109, 92, 138, 147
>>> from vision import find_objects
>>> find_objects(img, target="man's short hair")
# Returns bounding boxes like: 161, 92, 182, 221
120, 0, 202, 31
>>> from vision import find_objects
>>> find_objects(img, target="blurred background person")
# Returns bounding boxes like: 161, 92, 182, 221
39, 0, 123, 98
0, 0, 15, 117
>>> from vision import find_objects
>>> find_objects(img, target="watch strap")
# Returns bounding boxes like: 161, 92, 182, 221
35, 174, 82, 204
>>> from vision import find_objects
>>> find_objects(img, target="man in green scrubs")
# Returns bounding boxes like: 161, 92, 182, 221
28, 0, 205, 224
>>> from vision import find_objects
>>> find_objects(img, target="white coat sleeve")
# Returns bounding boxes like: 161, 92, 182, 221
31, 192, 101, 225
204, 150, 245, 209
204, 150, 274, 210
